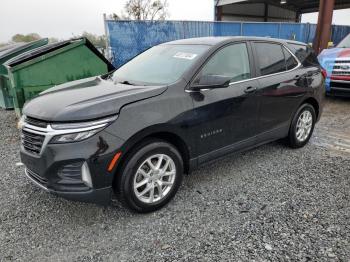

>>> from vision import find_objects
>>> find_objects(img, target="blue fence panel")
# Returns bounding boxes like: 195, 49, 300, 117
106, 20, 350, 67
183, 21, 212, 38
306, 24, 317, 44
213, 22, 241, 36
332, 25, 350, 45
242, 23, 280, 38
279, 23, 304, 42
107, 20, 186, 67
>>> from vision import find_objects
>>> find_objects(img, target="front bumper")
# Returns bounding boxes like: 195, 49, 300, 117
25, 168, 112, 204
20, 129, 125, 205
326, 77, 350, 97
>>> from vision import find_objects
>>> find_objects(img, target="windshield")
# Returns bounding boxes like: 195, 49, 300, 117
337, 34, 350, 48
112, 44, 210, 85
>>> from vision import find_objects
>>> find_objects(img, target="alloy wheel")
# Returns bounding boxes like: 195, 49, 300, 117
133, 154, 176, 204
296, 110, 313, 142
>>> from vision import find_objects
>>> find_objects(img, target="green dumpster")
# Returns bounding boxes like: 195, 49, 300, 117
0, 75, 12, 109
5, 37, 115, 117
0, 39, 48, 109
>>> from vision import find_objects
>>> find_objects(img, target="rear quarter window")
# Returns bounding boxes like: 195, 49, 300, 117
282, 47, 299, 70
287, 43, 319, 67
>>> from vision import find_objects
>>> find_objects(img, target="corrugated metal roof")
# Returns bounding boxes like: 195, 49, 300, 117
5, 37, 115, 71
217, 0, 350, 13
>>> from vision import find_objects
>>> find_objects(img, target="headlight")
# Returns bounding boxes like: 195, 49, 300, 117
49, 115, 117, 144
50, 128, 104, 143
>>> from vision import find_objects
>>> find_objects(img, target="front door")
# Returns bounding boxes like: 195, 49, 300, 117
189, 42, 260, 162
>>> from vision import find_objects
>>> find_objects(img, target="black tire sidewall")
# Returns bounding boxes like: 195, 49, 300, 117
289, 103, 316, 148
119, 141, 183, 212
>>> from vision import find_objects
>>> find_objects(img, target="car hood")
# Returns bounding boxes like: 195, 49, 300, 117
22, 76, 167, 122
318, 47, 350, 65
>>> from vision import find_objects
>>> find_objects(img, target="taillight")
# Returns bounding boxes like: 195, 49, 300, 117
321, 68, 327, 79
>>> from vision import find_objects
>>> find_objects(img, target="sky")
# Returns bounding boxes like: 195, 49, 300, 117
0, 0, 214, 42
1, 0, 350, 43
302, 8, 350, 26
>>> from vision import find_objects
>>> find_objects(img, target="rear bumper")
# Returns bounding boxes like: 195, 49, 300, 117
25, 168, 113, 205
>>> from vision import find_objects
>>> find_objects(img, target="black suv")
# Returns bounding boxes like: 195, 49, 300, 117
20, 37, 324, 212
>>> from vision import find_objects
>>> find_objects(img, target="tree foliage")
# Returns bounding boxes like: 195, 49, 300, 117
80, 32, 107, 48
111, 0, 168, 20
12, 33, 41, 43
48, 37, 59, 44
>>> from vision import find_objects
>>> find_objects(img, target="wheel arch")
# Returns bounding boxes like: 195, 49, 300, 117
300, 97, 319, 119
112, 126, 191, 188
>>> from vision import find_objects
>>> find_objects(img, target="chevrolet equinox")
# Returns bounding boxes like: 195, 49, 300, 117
20, 37, 324, 212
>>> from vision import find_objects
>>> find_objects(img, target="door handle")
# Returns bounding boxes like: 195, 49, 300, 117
244, 86, 257, 94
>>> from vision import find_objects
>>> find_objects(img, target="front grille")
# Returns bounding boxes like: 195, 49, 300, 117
25, 117, 48, 128
330, 81, 350, 89
332, 71, 350, 76
26, 168, 47, 185
333, 60, 350, 64
329, 59, 350, 76
333, 66, 350, 70
21, 130, 45, 154
21, 116, 48, 155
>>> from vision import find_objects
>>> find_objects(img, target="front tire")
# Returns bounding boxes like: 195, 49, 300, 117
288, 103, 316, 148
114, 139, 183, 213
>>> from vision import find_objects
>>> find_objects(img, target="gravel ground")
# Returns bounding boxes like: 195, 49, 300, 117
0, 98, 349, 262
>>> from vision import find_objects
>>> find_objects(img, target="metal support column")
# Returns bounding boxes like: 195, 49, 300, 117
313, 0, 335, 54
216, 5, 223, 21
264, 3, 269, 22
295, 11, 301, 23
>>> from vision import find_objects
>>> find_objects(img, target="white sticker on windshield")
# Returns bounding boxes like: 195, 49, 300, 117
173, 52, 198, 60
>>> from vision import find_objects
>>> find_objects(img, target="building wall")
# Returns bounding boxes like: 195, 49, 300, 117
222, 15, 264, 22
218, 3, 298, 22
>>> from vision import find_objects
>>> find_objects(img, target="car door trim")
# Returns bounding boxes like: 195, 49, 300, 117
195, 123, 289, 165
186, 43, 302, 93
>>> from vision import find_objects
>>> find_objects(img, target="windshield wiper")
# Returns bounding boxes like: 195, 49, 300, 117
102, 69, 117, 81
118, 80, 135, 86
114, 79, 149, 86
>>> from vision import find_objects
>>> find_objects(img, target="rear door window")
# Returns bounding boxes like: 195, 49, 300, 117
254, 43, 286, 76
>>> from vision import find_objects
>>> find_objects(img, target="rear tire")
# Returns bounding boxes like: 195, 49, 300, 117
287, 103, 316, 148
114, 139, 183, 213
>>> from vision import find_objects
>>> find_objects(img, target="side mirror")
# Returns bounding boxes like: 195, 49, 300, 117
191, 75, 231, 91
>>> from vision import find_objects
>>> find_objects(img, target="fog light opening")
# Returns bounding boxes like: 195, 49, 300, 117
81, 162, 93, 188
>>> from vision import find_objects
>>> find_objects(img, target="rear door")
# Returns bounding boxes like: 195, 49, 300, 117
252, 41, 307, 140
288, 43, 323, 91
